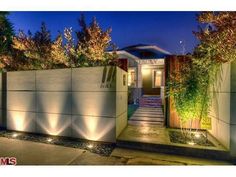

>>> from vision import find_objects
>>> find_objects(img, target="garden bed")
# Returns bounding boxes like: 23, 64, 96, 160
0, 130, 115, 156
169, 130, 215, 147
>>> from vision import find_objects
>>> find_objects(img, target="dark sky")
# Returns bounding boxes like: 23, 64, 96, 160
8, 11, 200, 54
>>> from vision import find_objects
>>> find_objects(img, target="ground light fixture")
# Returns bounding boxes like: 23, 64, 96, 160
195, 132, 201, 138
188, 141, 195, 146
87, 144, 94, 149
47, 138, 53, 143
12, 133, 18, 138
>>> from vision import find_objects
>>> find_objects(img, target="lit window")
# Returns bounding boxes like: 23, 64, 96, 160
128, 69, 136, 87
153, 70, 162, 88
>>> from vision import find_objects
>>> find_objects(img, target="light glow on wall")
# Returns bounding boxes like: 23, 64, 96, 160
141, 64, 152, 76
73, 116, 114, 142
37, 114, 71, 136
9, 112, 31, 131
141, 68, 150, 76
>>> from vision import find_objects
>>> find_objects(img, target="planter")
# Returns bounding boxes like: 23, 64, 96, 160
3, 66, 127, 142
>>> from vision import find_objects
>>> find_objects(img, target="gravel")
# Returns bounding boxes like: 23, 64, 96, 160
169, 130, 215, 147
0, 130, 115, 156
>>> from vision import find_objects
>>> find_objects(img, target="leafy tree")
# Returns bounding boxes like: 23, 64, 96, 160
76, 15, 112, 61
12, 22, 69, 69
64, 27, 77, 67
51, 33, 70, 67
11, 15, 118, 70
0, 12, 14, 71
0, 12, 14, 55
64, 15, 118, 67
167, 12, 236, 135
194, 12, 236, 63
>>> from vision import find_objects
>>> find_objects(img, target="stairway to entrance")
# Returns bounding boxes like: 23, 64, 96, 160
128, 96, 165, 126
139, 95, 162, 108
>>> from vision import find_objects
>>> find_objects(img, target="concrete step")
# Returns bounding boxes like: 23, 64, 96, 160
132, 113, 164, 118
139, 104, 162, 107
140, 100, 162, 102
140, 99, 161, 101
135, 112, 163, 116
139, 105, 162, 108
116, 140, 231, 161
139, 101, 162, 103
136, 110, 163, 113
128, 120, 164, 126
135, 109, 163, 113
130, 116, 164, 122
140, 98, 162, 100
140, 102, 161, 103
138, 107, 162, 110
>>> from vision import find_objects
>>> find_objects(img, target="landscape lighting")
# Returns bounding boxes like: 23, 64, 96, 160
87, 144, 94, 149
188, 141, 195, 146
12, 133, 18, 138
47, 138, 53, 142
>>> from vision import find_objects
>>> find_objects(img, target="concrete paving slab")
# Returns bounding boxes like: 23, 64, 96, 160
69, 151, 126, 165
0, 137, 84, 165
129, 107, 165, 126
130, 116, 164, 121
118, 125, 170, 144
134, 111, 164, 115
132, 113, 164, 118
111, 148, 231, 165
0, 137, 232, 165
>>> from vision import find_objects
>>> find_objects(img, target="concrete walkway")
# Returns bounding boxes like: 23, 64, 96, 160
0, 137, 231, 165
129, 107, 165, 126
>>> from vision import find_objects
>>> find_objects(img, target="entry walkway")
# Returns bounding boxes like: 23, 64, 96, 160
129, 95, 165, 126
128, 107, 165, 126
117, 125, 229, 161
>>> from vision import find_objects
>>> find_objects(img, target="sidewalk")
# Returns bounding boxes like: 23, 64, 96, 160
0, 137, 231, 165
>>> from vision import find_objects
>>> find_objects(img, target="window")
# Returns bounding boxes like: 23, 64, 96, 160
128, 69, 136, 87
153, 70, 162, 88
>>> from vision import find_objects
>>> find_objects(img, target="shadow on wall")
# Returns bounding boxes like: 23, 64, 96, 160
72, 66, 117, 141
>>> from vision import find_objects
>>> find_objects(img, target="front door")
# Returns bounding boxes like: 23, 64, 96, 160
142, 67, 163, 95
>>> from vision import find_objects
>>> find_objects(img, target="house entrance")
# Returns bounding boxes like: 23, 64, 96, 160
142, 66, 163, 96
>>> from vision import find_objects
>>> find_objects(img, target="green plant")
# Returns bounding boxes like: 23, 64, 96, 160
0, 12, 14, 55
10, 14, 118, 71
64, 15, 118, 67
0, 12, 14, 71
12, 22, 70, 70
167, 12, 236, 137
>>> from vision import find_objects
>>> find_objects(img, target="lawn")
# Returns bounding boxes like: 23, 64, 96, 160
128, 104, 139, 119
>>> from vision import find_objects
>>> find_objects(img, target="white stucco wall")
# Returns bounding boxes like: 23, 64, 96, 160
0, 73, 3, 128
209, 63, 231, 149
5, 66, 127, 143
209, 61, 236, 157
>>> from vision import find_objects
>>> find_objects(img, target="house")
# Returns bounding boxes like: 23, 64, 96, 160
116, 44, 171, 104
